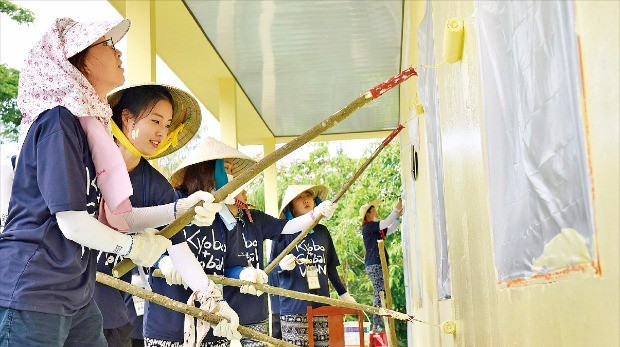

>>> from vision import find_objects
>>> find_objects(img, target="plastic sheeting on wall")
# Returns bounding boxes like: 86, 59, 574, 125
475, 1, 595, 282
418, 0, 452, 299
401, 178, 423, 305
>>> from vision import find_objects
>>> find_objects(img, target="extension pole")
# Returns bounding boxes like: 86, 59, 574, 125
151, 270, 412, 322
378, 239, 398, 345
96, 272, 293, 346
264, 125, 404, 274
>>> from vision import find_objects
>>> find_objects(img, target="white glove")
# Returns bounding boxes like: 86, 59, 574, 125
176, 191, 221, 226
339, 292, 357, 303
239, 267, 268, 296
212, 301, 242, 341
126, 228, 171, 267
192, 202, 222, 227
313, 200, 338, 220
278, 254, 297, 271
158, 256, 185, 286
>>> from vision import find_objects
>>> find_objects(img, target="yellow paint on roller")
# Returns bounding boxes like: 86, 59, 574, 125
532, 228, 592, 273
442, 18, 465, 64
442, 321, 457, 335
413, 97, 425, 114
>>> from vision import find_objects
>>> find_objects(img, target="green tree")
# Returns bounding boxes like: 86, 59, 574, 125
250, 140, 407, 345
0, 64, 21, 141
0, 1, 35, 142
0, 0, 35, 23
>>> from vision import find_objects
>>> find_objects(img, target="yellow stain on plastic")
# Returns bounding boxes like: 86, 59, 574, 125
443, 18, 465, 64
413, 97, 425, 114
532, 228, 592, 273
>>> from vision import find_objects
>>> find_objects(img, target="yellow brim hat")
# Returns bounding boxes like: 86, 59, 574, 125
358, 199, 380, 221
108, 83, 202, 159
279, 184, 327, 219
169, 136, 256, 189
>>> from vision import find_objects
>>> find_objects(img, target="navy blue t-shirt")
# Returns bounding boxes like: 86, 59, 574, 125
223, 209, 287, 325
362, 221, 389, 267
0, 106, 101, 316
268, 242, 281, 315
95, 158, 176, 329
143, 190, 228, 343
273, 224, 340, 315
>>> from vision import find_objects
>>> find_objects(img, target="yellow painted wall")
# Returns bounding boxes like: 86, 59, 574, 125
401, 0, 619, 346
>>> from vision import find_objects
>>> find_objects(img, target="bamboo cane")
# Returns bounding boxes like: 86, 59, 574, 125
151, 270, 412, 322
380, 291, 396, 346
96, 272, 293, 347
112, 67, 417, 279
264, 124, 405, 274
378, 239, 398, 345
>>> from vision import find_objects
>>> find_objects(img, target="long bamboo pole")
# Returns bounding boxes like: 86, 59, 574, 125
378, 239, 398, 344
380, 291, 396, 346
264, 125, 405, 274
113, 67, 417, 279
96, 272, 293, 347
151, 270, 412, 322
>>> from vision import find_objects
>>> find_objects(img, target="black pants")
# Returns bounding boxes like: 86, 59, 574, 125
270, 314, 282, 339
104, 323, 134, 347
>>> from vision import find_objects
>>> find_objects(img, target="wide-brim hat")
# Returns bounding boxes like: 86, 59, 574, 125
63, 17, 131, 59
170, 137, 256, 188
358, 199, 380, 221
279, 184, 328, 218
107, 83, 202, 159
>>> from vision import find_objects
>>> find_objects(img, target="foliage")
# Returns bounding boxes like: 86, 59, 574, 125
0, 64, 21, 142
0, 1, 35, 142
248, 140, 407, 345
246, 171, 265, 211
0, 0, 35, 24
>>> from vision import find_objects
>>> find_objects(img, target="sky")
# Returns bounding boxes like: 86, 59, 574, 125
0, 0, 377, 162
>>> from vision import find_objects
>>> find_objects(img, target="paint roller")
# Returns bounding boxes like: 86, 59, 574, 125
443, 17, 465, 64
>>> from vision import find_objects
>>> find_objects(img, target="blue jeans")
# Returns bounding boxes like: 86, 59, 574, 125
0, 299, 106, 346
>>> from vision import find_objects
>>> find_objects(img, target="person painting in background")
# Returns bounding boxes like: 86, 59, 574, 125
359, 198, 402, 333
0, 18, 172, 346
272, 184, 355, 347
95, 83, 208, 347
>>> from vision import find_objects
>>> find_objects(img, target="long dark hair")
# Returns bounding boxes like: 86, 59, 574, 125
111, 85, 173, 130
176, 160, 216, 195
68, 49, 90, 74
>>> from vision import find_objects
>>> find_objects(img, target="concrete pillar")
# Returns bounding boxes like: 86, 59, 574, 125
125, 0, 156, 84
219, 78, 238, 147
262, 137, 278, 217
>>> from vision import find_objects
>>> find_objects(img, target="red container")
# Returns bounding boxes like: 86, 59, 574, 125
369, 332, 388, 347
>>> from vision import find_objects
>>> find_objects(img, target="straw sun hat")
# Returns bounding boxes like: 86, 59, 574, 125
279, 184, 328, 218
358, 199, 380, 222
169, 137, 256, 189
107, 84, 202, 159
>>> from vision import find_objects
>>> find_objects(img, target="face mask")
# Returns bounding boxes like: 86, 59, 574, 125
226, 174, 234, 182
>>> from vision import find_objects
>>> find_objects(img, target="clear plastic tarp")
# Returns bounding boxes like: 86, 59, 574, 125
475, 1, 595, 282
418, 0, 451, 299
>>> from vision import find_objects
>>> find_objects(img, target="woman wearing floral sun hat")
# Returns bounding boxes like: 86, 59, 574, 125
94, 84, 222, 347
0, 17, 174, 345
359, 198, 402, 333
271, 184, 354, 347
